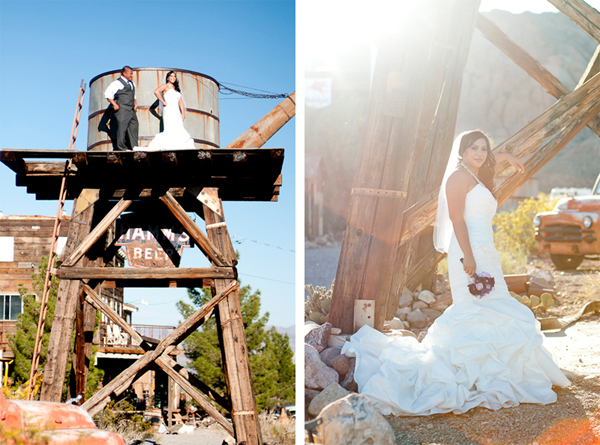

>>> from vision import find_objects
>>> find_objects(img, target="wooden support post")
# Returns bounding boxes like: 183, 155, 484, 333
547, 0, 600, 43
81, 281, 238, 416
168, 376, 174, 428
202, 187, 262, 445
40, 190, 96, 402
328, 0, 482, 333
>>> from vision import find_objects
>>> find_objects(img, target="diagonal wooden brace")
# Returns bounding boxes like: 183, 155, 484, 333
548, 0, 600, 43
81, 281, 239, 416
160, 191, 228, 266
82, 283, 143, 346
63, 198, 132, 267
156, 354, 234, 437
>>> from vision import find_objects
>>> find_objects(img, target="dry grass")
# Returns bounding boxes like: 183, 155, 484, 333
259, 412, 295, 445
583, 271, 600, 301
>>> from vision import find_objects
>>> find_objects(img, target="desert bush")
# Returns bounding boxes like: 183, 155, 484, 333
93, 399, 153, 443
493, 194, 556, 254
0, 424, 49, 445
259, 411, 295, 445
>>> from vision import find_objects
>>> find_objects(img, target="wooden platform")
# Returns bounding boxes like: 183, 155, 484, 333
0, 148, 284, 201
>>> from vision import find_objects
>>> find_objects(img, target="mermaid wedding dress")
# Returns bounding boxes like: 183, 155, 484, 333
141, 88, 195, 151
342, 180, 570, 416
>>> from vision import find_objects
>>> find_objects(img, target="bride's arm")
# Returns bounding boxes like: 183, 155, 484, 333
154, 84, 168, 107
495, 152, 525, 173
447, 171, 477, 277
179, 98, 186, 121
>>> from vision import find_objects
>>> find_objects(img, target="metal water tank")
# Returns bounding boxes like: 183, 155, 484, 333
87, 68, 220, 151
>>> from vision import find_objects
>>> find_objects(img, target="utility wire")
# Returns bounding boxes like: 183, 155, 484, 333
219, 81, 289, 99
231, 234, 294, 252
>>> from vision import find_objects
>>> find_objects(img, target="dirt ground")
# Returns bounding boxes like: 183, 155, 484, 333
389, 255, 600, 445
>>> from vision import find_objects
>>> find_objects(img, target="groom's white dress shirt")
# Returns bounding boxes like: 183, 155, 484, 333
104, 78, 137, 100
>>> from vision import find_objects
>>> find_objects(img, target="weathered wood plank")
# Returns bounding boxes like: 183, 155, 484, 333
159, 191, 228, 267
548, 0, 600, 43
476, 13, 600, 136
155, 355, 234, 437
54, 267, 235, 280
203, 188, 262, 445
82, 283, 143, 346
62, 199, 132, 267
81, 281, 238, 415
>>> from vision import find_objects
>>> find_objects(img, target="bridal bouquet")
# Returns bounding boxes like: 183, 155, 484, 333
460, 258, 495, 298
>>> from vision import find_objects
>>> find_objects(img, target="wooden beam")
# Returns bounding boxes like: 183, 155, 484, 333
158, 355, 231, 411
41, 190, 95, 402
54, 266, 235, 280
202, 188, 263, 445
82, 283, 143, 346
156, 355, 234, 437
577, 44, 600, 88
81, 281, 239, 416
476, 13, 600, 137
548, 0, 600, 43
62, 199, 132, 267
159, 191, 228, 267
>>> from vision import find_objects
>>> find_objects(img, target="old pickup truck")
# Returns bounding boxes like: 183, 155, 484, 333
534, 174, 600, 270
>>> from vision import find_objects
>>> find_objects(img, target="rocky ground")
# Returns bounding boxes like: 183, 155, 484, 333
305, 247, 600, 444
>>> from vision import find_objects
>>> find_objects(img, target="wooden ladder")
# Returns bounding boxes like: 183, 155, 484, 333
27, 80, 86, 400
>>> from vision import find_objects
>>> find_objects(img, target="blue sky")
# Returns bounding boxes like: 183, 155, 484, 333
0, 0, 295, 328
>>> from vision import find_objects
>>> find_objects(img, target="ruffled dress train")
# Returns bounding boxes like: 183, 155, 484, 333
342, 183, 570, 416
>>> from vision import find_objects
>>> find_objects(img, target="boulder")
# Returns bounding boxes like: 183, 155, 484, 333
305, 322, 332, 349
331, 354, 350, 376
308, 383, 350, 417
306, 388, 321, 406
340, 357, 358, 392
305, 344, 339, 390
316, 394, 395, 445
407, 309, 429, 329
320, 347, 342, 367
395, 307, 411, 321
412, 301, 428, 310
432, 291, 453, 311
421, 308, 442, 322
328, 334, 351, 349
417, 290, 436, 304
398, 287, 414, 308
386, 317, 404, 330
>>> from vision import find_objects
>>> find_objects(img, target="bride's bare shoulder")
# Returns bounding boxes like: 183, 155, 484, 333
447, 169, 470, 186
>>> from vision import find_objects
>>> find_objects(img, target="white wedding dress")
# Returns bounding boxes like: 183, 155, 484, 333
142, 88, 195, 151
342, 182, 570, 416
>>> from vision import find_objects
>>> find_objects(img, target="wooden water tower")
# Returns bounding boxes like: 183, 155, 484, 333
1, 67, 295, 445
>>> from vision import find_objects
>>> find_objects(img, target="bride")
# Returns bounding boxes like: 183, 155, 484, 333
140, 71, 195, 151
342, 130, 570, 416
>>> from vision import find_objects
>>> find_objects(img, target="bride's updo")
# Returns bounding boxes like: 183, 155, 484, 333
457, 130, 496, 193
166, 71, 181, 93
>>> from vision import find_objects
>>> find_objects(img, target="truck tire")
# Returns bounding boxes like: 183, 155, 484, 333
550, 254, 584, 270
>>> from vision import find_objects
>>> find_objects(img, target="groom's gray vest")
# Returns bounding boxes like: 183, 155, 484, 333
114, 77, 135, 109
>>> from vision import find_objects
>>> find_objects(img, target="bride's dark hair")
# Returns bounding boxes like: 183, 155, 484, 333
458, 130, 496, 193
166, 71, 181, 93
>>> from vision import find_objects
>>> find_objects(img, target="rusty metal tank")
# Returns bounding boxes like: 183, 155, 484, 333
87, 68, 220, 151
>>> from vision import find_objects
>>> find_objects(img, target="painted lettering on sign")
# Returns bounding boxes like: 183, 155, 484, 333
115, 226, 192, 268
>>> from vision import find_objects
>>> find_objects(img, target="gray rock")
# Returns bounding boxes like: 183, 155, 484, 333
398, 287, 414, 308
407, 308, 429, 329
305, 388, 321, 407
421, 308, 442, 321
340, 357, 358, 392
387, 317, 404, 329
412, 301, 428, 310
331, 354, 350, 376
432, 291, 453, 311
395, 307, 411, 321
305, 322, 332, 349
308, 382, 351, 417
305, 344, 339, 390
328, 334, 351, 349
330, 327, 342, 335
320, 347, 342, 367
316, 393, 395, 445
417, 290, 436, 304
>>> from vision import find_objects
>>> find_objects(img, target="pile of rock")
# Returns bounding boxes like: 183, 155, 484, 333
387, 283, 452, 339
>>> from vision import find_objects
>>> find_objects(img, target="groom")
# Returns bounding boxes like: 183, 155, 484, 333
104, 66, 139, 151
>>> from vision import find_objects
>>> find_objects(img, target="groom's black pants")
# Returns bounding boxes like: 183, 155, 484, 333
114, 107, 139, 151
